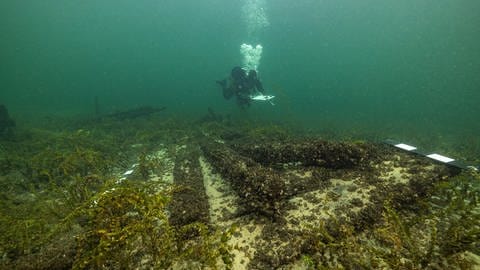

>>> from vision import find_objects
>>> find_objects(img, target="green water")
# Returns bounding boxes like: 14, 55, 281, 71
1, 0, 479, 155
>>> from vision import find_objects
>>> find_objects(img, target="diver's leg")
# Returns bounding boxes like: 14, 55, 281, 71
236, 95, 251, 108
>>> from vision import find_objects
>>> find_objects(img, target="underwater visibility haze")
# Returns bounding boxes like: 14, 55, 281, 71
1, 0, 480, 269
1, 0, 480, 147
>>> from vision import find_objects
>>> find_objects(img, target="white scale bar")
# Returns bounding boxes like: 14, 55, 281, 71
395, 143, 417, 151
427, 153, 455, 163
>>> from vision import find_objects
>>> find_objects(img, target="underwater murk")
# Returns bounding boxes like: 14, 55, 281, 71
1, 0, 479, 269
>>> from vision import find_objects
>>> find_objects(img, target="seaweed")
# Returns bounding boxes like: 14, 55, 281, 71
73, 181, 234, 269
1, 114, 479, 269
430, 173, 480, 256
72, 182, 176, 269
283, 170, 479, 270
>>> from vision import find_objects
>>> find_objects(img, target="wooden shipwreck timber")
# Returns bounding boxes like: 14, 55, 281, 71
1, 117, 478, 269
166, 126, 469, 269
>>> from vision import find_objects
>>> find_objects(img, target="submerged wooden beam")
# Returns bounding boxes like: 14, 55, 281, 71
231, 139, 371, 169
200, 139, 286, 219
169, 145, 209, 226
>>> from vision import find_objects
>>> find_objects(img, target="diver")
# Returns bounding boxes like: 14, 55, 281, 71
217, 66, 265, 108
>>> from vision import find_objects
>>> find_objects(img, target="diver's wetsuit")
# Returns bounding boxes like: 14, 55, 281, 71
217, 66, 264, 107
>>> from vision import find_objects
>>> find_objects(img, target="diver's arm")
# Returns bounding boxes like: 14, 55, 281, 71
255, 80, 265, 93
